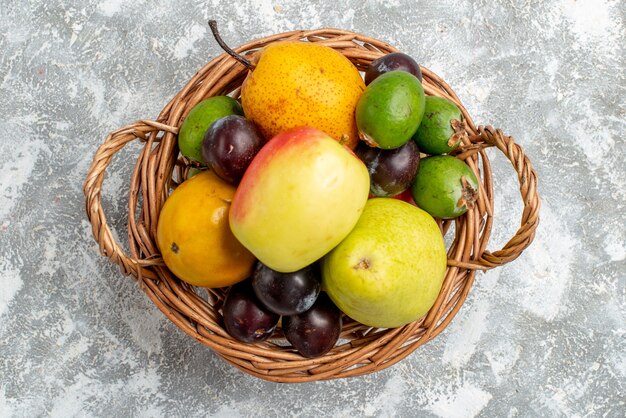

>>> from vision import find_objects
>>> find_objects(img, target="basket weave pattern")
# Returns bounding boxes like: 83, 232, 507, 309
83, 29, 540, 382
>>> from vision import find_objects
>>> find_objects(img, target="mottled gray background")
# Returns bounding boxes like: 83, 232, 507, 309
1, 0, 624, 417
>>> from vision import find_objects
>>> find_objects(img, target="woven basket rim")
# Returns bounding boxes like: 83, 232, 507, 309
83, 28, 540, 382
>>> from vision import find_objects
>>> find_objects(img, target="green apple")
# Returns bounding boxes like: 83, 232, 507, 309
322, 198, 447, 328
229, 127, 370, 273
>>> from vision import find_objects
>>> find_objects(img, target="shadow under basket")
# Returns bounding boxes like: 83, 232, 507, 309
83, 29, 540, 383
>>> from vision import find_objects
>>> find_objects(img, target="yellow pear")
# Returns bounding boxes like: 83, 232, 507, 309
209, 22, 365, 148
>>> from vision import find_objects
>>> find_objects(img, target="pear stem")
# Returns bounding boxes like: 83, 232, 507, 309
208, 20, 255, 70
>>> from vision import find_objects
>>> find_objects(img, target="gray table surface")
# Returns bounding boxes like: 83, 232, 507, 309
1, 0, 624, 416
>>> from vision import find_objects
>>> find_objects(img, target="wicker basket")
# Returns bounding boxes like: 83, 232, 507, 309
83, 28, 540, 382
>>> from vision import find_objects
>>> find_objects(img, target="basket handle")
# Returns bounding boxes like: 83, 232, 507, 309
450, 126, 540, 270
83, 120, 178, 277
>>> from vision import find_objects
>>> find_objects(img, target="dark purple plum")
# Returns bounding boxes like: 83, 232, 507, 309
355, 140, 420, 197
282, 293, 342, 358
252, 262, 321, 316
202, 115, 265, 184
223, 280, 279, 343
364, 52, 423, 85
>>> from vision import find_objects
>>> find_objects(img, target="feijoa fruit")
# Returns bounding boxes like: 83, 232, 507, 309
412, 96, 467, 155
355, 71, 425, 149
411, 155, 479, 219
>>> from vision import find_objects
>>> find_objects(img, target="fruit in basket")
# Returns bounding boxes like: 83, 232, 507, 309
240, 41, 365, 148
283, 293, 342, 358
411, 155, 479, 219
355, 140, 420, 197
202, 115, 264, 184
322, 198, 447, 328
252, 262, 321, 316
356, 71, 425, 149
223, 280, 280, 343
229, 127, 370, 273
156, 170, 255, 288
83, 24, 542, 381
364, 52, 423, 85
208, 22, 365, 149
412, 96, 467, 155
178, 96, 243, 163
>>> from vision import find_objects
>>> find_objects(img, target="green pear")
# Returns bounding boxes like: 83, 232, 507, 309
322, 198, 447, 328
